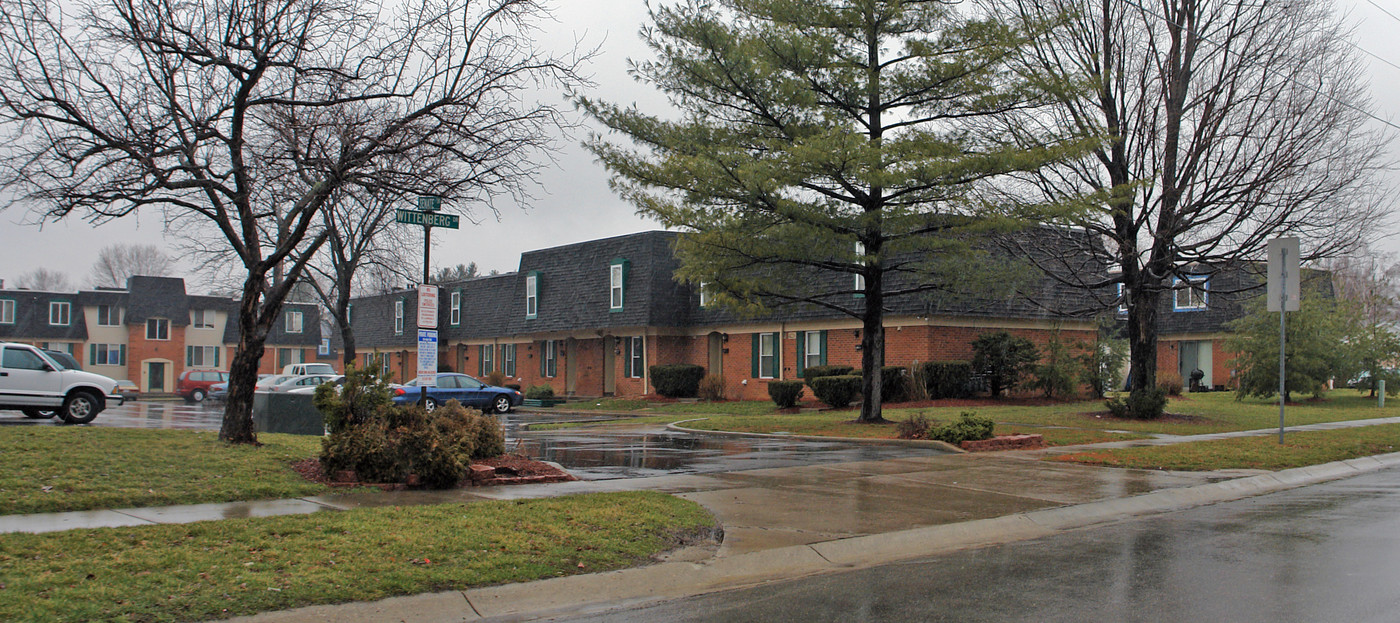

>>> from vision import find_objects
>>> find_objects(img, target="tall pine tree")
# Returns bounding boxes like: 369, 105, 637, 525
584, 0, 1093, 422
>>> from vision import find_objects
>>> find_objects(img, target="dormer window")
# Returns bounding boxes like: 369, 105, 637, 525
1117, 283, 1128, 315
191, 309, 214, 328
146, 318, 169, 340
853, 241, 866, 297
1173, 276, 1209, 311
285, 310, 303, 333
394, 300, 404, 334
49, 301, 70, 326
699, 282, 711, 308
525, 272, 539, 319
450, 291, 461, 325
610, 259, 628, 312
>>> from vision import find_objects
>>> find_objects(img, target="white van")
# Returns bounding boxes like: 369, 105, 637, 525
281, 363, 336, 376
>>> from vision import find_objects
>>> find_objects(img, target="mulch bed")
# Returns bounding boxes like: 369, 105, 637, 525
291, 453, 576, 490
1078, 410, 1215, 425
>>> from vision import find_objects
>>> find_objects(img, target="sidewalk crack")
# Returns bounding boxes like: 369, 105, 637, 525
463, 592, 483, 618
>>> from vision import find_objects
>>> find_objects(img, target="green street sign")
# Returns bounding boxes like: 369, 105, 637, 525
417, 196, 442, 211
395, 209, 459, 229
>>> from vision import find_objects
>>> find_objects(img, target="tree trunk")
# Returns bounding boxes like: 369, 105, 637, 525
220, 282, 270, 444
1127, 287, 1161, 393
336, 279, 356, 367
857, 260, 888, 423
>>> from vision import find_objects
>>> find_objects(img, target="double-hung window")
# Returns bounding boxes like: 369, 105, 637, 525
285, 310, 303, 333
98, 304, 120, 326
853, 241, 866, 297
479, 344, 494, 375
394, 300, 404, 334
451, 291, 461, 325
525, 272, 539, 319
191, 309, 214, 328
609, 259, 628, 311
541, 340, 557, 377
698, 282, 711, 308
627, 336, 645, 378
49, 301, 70, 326
502, 343, 517, 377
796, 330, 827, 376
1173, 277, 1209, 311
90, 343, 126, 366
186, 345, 220, 367
146, 318, 169, 340
0, 299, 13, 324
751, 332, 779, 379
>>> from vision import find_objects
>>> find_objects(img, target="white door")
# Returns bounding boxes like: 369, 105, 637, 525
0, 346, 65, 407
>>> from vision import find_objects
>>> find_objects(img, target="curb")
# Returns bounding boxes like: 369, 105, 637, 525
224, 451, 1400, 623
665, 418, 965, 453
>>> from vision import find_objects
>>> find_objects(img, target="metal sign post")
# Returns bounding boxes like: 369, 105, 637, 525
1268, 237, 1300, 444
396, 196, 453, 407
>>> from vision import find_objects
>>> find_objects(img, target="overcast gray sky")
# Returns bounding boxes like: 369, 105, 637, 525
1, 0, 1398, 292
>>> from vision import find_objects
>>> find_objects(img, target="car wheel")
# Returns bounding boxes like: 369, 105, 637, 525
60, 391, 101, 425
493, 395, 512, 414
21, 408, 56, 419
191, 388, 207, 403
422, 397, 438, 412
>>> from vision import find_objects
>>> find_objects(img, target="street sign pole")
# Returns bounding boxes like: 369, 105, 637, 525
416, 196, 442, 407
1268, 237, 1300, 445
1278, 247, 1287, 445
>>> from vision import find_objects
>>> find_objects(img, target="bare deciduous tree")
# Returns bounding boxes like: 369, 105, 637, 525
14, 268, 72, 292
0, 0, 590, 443
980, 0, 1392, 401
89, 244, 173, 288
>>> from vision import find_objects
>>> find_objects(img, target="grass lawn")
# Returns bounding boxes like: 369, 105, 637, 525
1050, 423, 1400, 471
0, 428, 338, 515
538, 391, 1397, 447
0, 491, 714, 623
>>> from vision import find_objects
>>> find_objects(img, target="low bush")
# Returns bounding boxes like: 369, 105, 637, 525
1106, 388, 1169, 420
319, 398, 506, 489
896, 413, 932, 439
698, 374, 726, 402
881, 366, 910, 403
1157, 373, 1184, 396
929, 412, 995, 444
767, 380, 805, 408
315, 364, 395, 435
904, 364, 930, 402
803, 365, 855, 383
651, 364, 706, 398
971, 332, 1040, 397
525, 385, 555, 400
809, 375, 861, 408
485, 370, 506, 387
919, 361, 973, 399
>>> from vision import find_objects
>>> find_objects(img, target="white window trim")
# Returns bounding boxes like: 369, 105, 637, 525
1116, 283, 1128, 315
146, 318, 170, 341
1173, 276, 1209, 311
853, 241, 866, 295
503, 343, 517, 377
451, 291, 461, 325
0, 299, 13, 324
759, 333, 777, 379
805, 332, 822, 370
610, 264, 624, 310
94, 343, 124, 366
698, 282, 711, 308
628, 336, 645, 378
286, 310, 304, 333
49, 301, 70, 326
98, 305, 121, 327
394, 300, 404, 335
525, 274, 538, 318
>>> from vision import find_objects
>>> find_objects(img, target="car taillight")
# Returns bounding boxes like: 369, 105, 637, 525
394, 388, 406, 396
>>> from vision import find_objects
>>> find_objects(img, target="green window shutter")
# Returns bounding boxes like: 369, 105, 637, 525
819, 330, 828, 366
214, 347, 220, 368
119, 344, 126, 366
478, 345, 485, 376
89, 343, 96, 366
185, 346, 192, 366
795, 331, 806, 378
540, 341, 547, 377
751, 333, 760, 378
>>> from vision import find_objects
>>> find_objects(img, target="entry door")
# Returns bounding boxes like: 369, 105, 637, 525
564, 338, 578, 395
708, 333, 723, 376
148, 362, 166, 393
603, 337, 617, 396
1178, 341, 1213, 390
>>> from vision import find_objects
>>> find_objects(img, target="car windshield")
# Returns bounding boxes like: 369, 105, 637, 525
42, 350, 80, 370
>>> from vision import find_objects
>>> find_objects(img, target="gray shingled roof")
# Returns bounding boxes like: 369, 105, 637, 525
124, 276, 190, 326
0, 289, 88, 341
1155, 264, 1333, 335
217, 298, 324, 346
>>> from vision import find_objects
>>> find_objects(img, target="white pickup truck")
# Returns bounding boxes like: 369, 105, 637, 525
0, 342, 123, 424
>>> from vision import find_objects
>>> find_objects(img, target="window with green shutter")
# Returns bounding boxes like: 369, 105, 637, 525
609, 258, 629, 312
751, 332, 778, 379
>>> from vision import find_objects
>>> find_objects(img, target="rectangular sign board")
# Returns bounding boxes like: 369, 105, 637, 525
394, 209, 459, 229
1267, 237, 1301, 312
417, 284, 439, 329
417, 196, 442, 211
417, 329, 438, 387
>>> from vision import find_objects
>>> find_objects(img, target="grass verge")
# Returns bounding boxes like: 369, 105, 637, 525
0, 428, 337, 515
1051, 424, 1400, 471
0, 491, 714, 623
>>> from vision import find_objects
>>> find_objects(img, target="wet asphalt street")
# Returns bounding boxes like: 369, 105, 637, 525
0, 400, 949, 480
547, 466, 1400, 623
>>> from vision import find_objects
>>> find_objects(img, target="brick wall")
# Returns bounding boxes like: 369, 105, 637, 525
126, 323, 186, 392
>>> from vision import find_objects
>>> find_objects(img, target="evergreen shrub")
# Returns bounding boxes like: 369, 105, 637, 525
929, 412, 995, 444
809, 375, 861, 408
919, 361, 973, 399
650, 364, 706, 398
767, 380, 805, 408
1106, 388, 1168, 420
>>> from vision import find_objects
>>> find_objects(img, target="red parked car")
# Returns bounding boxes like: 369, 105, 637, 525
176, 370, 229, 403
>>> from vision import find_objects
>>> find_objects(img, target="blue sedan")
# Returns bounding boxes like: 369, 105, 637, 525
392, 373, 523, 414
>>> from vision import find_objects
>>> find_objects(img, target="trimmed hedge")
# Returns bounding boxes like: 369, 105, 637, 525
930, 412, 995, 444
767, 380, 805, 408
524, 385, 555, 400
650, 364, 706, 398
881, 366, 909, 403
803, 365, 855, 382
920, 361, 973, 399
1106, 388, 1168, 420
810, 374, 861, 408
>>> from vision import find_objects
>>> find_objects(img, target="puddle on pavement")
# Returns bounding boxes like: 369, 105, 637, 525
4, 403, 951, 481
